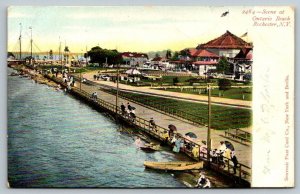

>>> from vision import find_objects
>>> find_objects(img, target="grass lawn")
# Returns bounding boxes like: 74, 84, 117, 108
159, 87, 252, 101
103, 88, 252, 130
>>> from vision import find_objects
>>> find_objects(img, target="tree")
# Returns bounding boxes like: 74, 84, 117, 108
165, 50, 172, 59
179, 49, 190, 57
218, 79, 231, 96
155, 53, 160, 58
217, 56, 230, 76
7, 52, 15, 58
171, 51, 179, 61
173, 77, 179, 85
87, 46, 123, 66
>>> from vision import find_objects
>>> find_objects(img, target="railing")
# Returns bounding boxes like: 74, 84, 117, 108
45, 74, 252, 182
225, 128, 252, 143
100, 88, 206, 126
70, 75, 206, 126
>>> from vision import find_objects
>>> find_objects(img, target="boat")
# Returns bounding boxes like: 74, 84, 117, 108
140, 143, 160, 152
144, 161, 203, 171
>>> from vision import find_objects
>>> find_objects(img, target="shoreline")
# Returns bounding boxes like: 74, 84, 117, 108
7, 63, 250, 188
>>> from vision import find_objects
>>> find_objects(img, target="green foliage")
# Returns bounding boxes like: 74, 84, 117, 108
179, 49, 191, 57
7, 52, 15, 58
87, 46, 123, 66
165, 50, 172, 59
218, 79, 232, 91
104, 88, 252, 130
217, 56, 230, 74
170, 51, 179, 61
172, 77, 179, 85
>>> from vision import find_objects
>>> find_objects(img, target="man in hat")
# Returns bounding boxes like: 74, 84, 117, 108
231, 151, 238, 174
149, 117, 157, 131
120, 103, 126, 115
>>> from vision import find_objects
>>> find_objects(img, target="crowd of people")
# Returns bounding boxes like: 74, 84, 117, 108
120, 102, 136, 122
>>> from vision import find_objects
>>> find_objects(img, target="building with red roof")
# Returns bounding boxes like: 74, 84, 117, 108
192, 31, 253, 79
121, 52, 148, 67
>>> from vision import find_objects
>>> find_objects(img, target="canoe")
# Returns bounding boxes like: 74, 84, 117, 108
144, 161, 203, 171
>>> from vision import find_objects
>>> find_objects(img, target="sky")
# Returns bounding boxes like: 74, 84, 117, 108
7, 6, 252, 53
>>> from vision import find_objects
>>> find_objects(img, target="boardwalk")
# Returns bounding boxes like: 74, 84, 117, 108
74, 78, 252, 168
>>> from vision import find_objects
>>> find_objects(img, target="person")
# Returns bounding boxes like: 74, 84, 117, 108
173, 136, 181, 153
129, 109, 136, 122
231, 151, 238, 174
134, 137, 144, 148
196, 172, 211, 188
121, 103, 126, 115
93, 74, 97, 80
149, 118, 157, 131
161, 129, 169, 144
211, 149, 218, 163
217, 141, 226, 165
127, 102, 132, 111
94, 92, 98, 100
196, 172, 206, 187
202, 178, 211, 188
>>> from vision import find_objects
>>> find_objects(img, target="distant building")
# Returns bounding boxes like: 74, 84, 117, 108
121, 52, 148, 67
173, 31, 253, 79
150, 57, 174, 70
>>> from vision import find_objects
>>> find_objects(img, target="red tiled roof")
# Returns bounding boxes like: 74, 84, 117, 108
191, 49, 219, 58
197, 30, 253, 49
234, 48, 253, 60
193, 61, 218, 65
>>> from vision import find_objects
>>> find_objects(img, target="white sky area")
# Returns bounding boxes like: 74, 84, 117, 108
7, 6, 252, 53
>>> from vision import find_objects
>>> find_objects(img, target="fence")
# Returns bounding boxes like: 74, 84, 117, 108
45, 73, 252, 183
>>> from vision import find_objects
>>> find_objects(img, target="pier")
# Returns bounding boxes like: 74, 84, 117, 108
45, 73, 252, 186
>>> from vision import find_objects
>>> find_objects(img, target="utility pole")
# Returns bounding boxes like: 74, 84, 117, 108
207, 83, 212, 166
29, 27, 33, 64
85, 45, 88, 65
115, 64, 119, 114
19, 23, 22, 60
59, 36, 62, 71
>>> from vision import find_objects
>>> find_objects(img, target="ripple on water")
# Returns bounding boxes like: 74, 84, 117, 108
8, 69, 184, 188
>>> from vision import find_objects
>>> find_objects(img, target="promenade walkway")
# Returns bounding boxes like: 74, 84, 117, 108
75, 79, 252, 168
83, 73, 251, 109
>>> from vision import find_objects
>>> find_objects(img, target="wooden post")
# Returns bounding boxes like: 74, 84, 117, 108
227, 159, 230, 173
115, 64, 119, 114
80, 70, 82, 91
239, 165, 242, 179
207, 84, 212, 167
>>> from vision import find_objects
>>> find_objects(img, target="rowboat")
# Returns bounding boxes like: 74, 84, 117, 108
144, 161, 203, 171
140, 143, 160, 152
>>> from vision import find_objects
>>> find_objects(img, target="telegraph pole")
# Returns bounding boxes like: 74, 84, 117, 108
29, 27, 33, 64
207, 83, 212, 166
59, 36, 62, 70
19, 23, 22, 60
115, 64, 119, 114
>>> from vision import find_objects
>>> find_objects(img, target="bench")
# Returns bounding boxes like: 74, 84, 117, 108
224, 131, 251, 143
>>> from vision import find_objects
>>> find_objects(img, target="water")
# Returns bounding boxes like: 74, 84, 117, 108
7, 68, 188, 188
